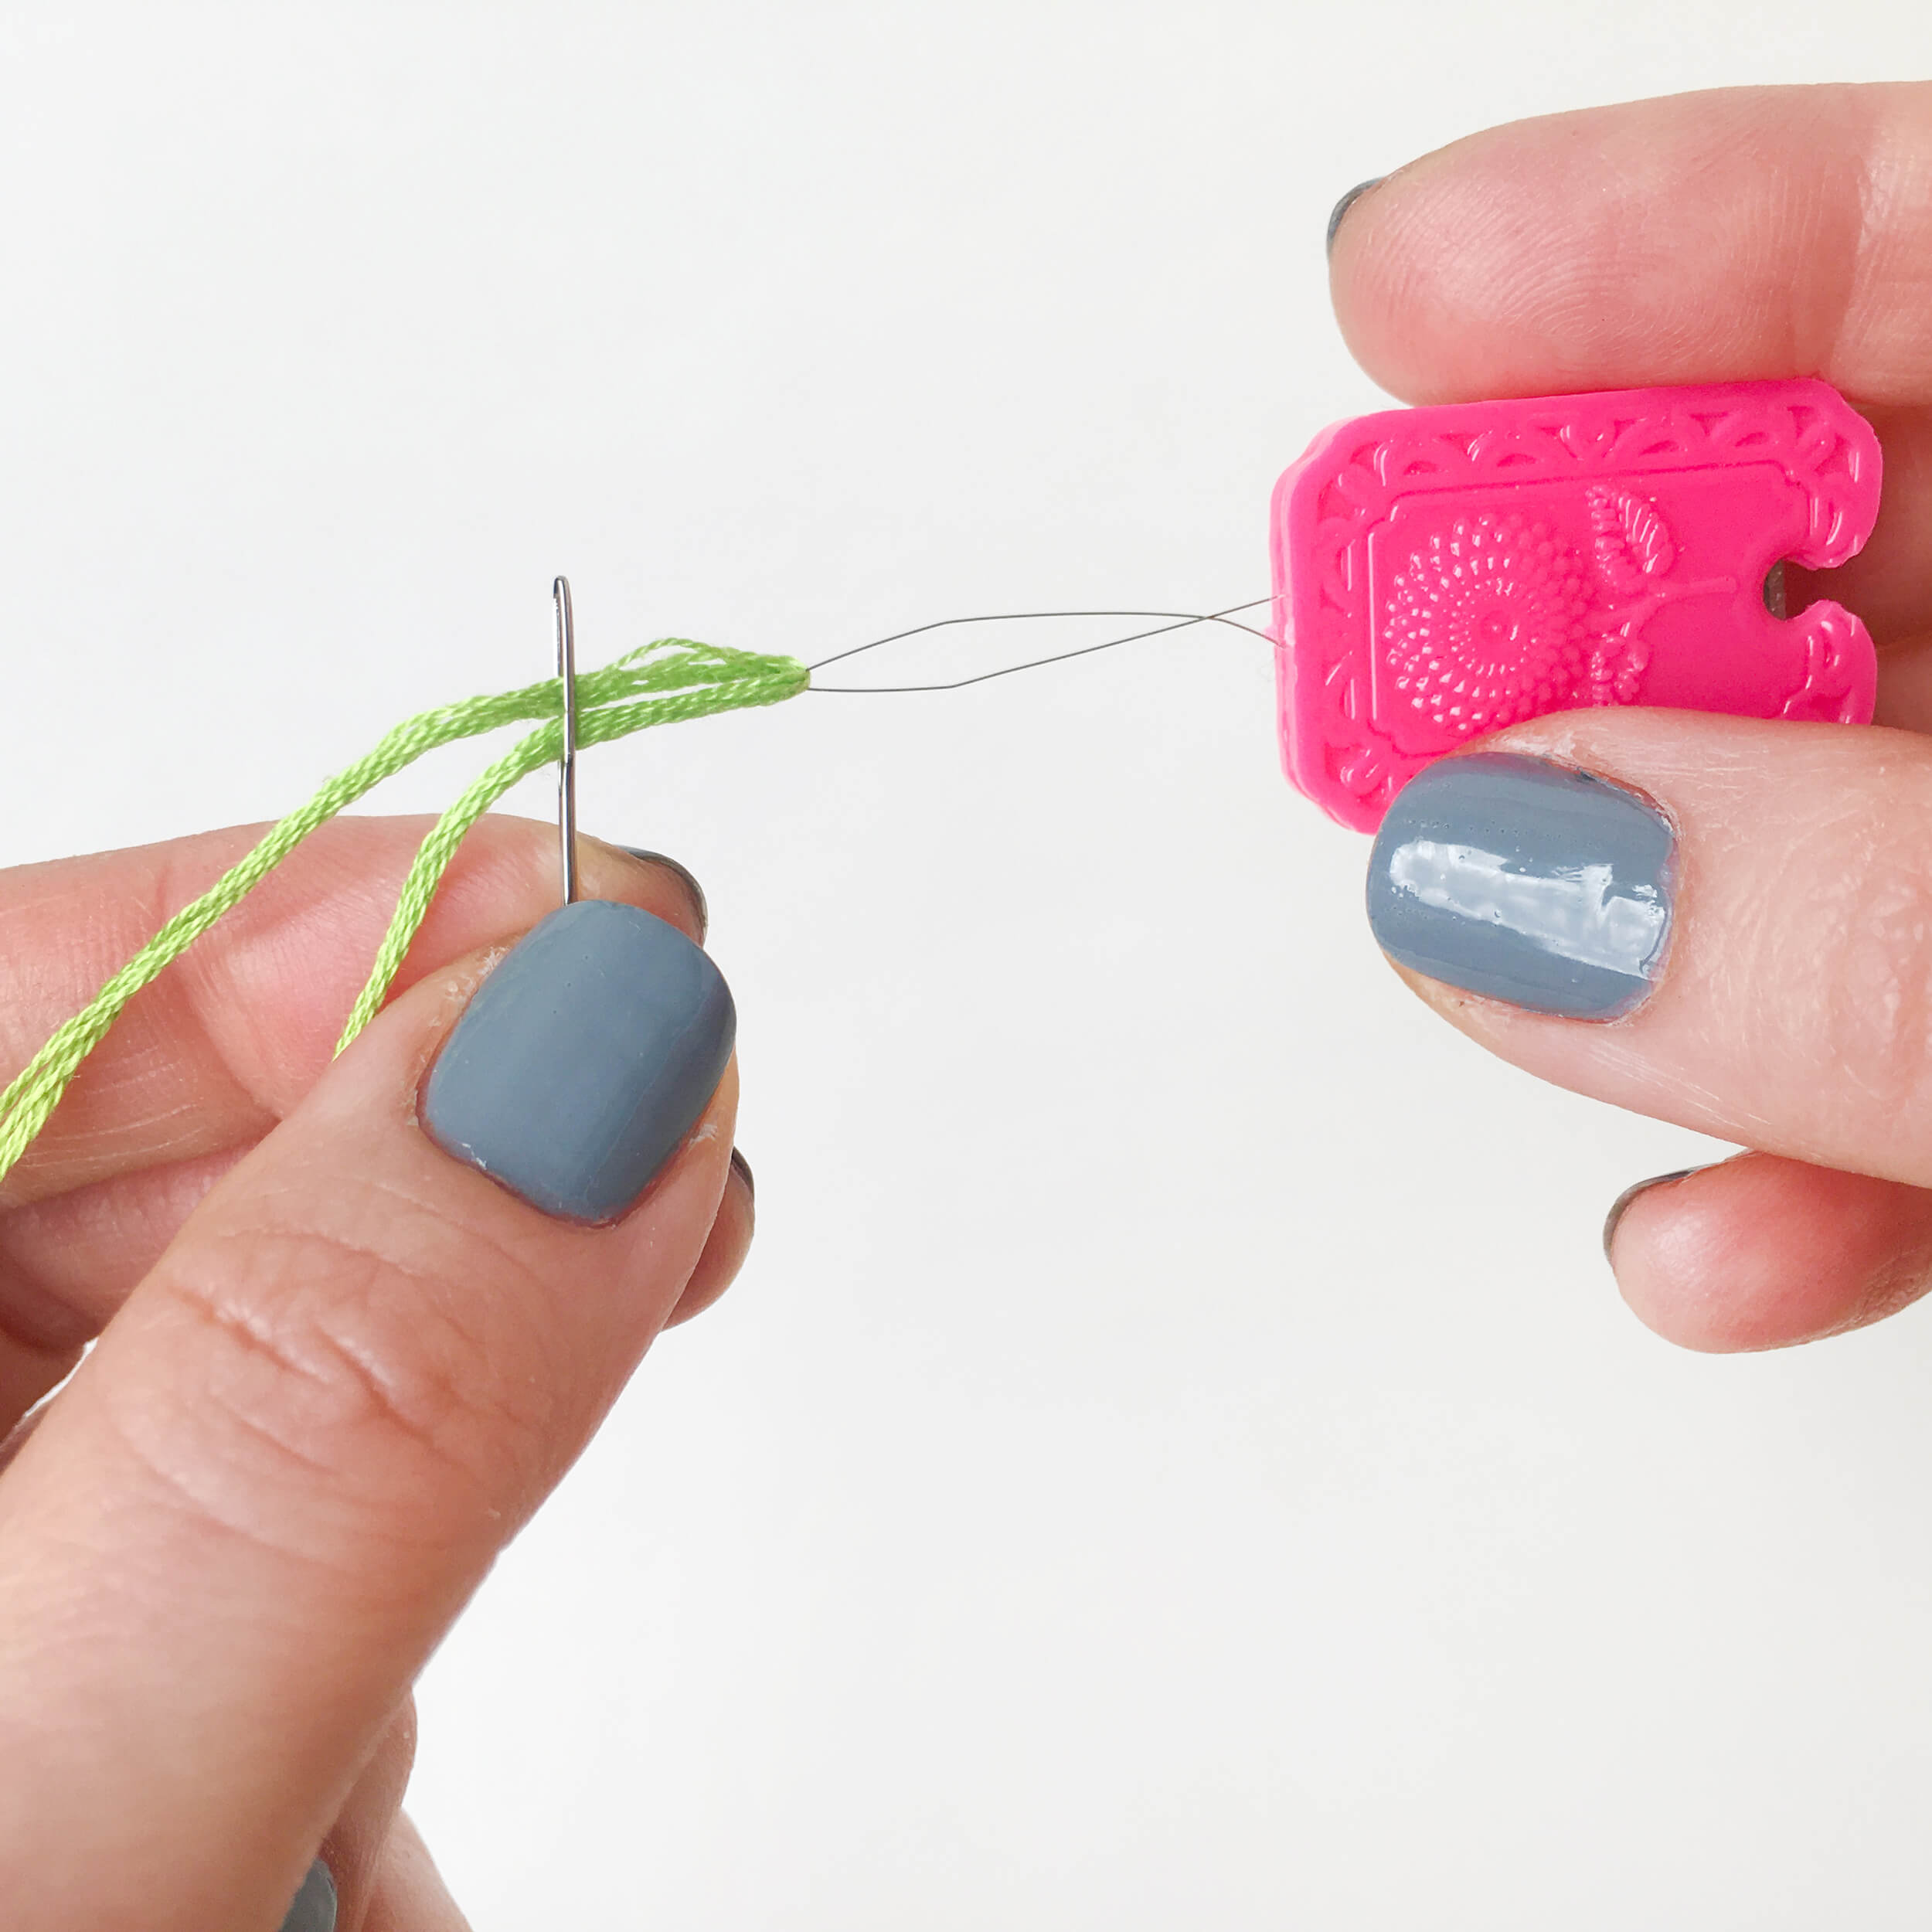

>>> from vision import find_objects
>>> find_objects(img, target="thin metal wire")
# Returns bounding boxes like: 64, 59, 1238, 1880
553, 575, 579, 906
805, 597, 1275, 692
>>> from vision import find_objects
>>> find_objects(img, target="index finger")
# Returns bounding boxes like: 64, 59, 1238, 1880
1328, 81, 1932, 406
0, 819, 711, 1439
1328, 81, 1932, 666
0, 815, 706, 1210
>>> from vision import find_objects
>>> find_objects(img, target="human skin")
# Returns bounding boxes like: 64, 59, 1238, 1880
1329, 80, 1932, 1350
0, 818, 753, 1929
8, 77, 1932, 1931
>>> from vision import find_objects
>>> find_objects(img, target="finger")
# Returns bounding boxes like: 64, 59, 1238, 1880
0, 1147, 239, 1332
1329, 82, 1932, 406
1604, 1154, 1932, 1352
1872, 626, 1932, 732
0, 824, 706, 1429
1328, 85, 1932, 648
663, 1146, 756, 1329
1360, 715, 1932, 1195
301, 1698, 417, 1932
0, 1117, 754, 1434
0, 820, 705, 1207
0, 1320, 78, 1438
362, 1814, 472, 1932
0, 1149, 239, 1430
0, 901, 738, 1930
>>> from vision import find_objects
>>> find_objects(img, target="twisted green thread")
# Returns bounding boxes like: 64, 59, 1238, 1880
0, 638, 808, 1187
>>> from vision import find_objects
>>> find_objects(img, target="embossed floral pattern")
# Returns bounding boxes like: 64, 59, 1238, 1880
1381, 514, 1592, 736
1281, 383, 1881, 830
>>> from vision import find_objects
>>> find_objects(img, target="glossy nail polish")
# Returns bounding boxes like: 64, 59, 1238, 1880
1366, 753, 1675, 1018
423, 900, 736, 1223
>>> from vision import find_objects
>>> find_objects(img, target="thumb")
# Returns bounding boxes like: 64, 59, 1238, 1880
0, 897, 736, 1932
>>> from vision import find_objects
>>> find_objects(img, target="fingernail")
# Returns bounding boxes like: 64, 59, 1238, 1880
278, 1860, 336, 1932
1326, 177, 1383, 256
423, 900, 736, 1223
729, 1145, 755, 1203
617, 846, 708, 940
1366, 753, 1675, 1019
1603, 1168, 1697, 1260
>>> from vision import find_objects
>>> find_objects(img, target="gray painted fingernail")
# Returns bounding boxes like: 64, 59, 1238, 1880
423, 900, 736, 1223
618, 846, 707, 940
729, 1145, 755, 1203
1327, 178, 1383, 255
1366, 753, 1675, 1019
1602, 1168, 1696, 1260
278, 1860, 336, 1932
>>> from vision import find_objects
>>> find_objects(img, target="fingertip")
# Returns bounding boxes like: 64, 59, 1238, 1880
1607, 1162, 1787, 1352
663, 1145, 756, 1329
1326, 134, 1527, 402
420, 900, 736, 1226
1604, 1163, 1743, 1349
1325, 177, 1384, 259
277, 1859, 336, 1932
1602, 1167, 1699, 1262
1607, 1154, 1932, 1352
607, 843, 708, 941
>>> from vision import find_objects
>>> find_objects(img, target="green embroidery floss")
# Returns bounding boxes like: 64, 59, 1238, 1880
0, 636, 808, 1188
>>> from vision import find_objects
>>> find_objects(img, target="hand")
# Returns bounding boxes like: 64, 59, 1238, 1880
0, 819, 754, 1930
1329, 80, 1932, 1350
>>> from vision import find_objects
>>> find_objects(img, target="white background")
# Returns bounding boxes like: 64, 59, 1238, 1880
1, 3, 1930, 1926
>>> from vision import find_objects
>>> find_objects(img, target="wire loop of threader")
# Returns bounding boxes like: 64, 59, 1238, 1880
806, 598, 1274, 692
